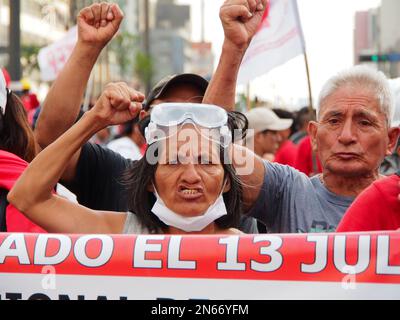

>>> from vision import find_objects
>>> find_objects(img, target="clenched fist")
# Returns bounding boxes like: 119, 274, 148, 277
220, 0, 268, 50
90, 83, 145, 127
77, 2, 124, 49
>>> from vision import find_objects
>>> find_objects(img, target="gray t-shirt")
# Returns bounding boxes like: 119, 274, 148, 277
123, 212, 159, 234
247, 161, 355, 233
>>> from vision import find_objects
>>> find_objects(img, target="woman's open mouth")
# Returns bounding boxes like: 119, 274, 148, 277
178, 186, 204, 200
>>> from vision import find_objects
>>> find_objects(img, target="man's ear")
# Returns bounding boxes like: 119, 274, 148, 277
386, 127, 400, 156
308, 121, 319, 152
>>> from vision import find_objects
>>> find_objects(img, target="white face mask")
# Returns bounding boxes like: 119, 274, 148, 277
151, 182, 228, 232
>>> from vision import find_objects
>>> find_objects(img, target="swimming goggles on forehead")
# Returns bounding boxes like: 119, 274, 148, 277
145, 103, 232, 147
150, 103, 228, 127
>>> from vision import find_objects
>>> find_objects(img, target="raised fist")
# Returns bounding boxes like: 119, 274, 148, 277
77, 2, 124, 49
90, 83, 144, 127
220, 0, 268, 50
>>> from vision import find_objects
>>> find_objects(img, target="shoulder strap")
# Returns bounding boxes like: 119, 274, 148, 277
0, 188, 8, 232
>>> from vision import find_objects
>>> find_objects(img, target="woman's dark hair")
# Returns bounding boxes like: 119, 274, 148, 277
0, 92, 36, 162
122, 111, 246, 233
228, 111, 248, 141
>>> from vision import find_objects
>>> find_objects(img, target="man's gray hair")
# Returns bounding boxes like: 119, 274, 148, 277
317, 65, 394, 126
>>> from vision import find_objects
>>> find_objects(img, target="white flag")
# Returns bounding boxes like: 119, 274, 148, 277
38, 26, 78, 82
237, 0, 305, 85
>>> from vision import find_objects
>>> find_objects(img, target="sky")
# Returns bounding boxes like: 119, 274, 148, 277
176, 0, 382, 109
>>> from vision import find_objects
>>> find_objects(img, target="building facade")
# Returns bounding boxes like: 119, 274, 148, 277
354, 0, 400, 77
379, 0, 400, 77
0, 0, 69, 70
187, 41, 214, 80
148, 0, 191, 82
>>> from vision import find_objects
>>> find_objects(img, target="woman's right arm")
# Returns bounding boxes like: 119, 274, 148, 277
8, 83, 144, 234
203, 0, 268, 211
202, 0, 267, 110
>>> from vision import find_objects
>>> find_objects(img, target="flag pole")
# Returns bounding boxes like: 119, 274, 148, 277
246, 82, 251, 110
292, 0, 313, 113
304, 51, 318, 175
304, 52, 313, 113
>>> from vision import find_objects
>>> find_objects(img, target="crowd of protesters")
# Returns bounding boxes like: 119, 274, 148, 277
1, 0, 399, 236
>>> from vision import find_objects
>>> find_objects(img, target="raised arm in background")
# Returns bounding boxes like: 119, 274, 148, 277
204, 0, 268, 210
34, 3, 123, 181
8, 83, 143, 234
203, 0, 267, 110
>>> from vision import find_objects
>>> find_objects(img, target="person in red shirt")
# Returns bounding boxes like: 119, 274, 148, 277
20, 79, 40, 112
0, 151, 45, 232
337, 172, 400, 232
274, 139, 298, 167
294, 135, 322, 177
0, 71, 45, 233
273, 109, 298, 167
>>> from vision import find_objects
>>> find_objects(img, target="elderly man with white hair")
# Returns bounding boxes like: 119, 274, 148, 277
202, 0, 400, 233
336, 80, 400, 232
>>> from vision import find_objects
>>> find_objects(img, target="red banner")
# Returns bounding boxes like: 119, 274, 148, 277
0, 232, 399, 300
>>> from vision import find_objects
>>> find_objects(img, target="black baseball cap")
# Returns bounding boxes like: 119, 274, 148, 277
142, 73, 209, 111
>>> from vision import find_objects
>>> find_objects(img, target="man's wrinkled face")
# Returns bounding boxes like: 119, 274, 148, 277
309, 85, 399, 177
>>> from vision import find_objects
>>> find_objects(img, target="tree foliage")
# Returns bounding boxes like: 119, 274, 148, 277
110, 31, 153, 86
21, 44, 41, 75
